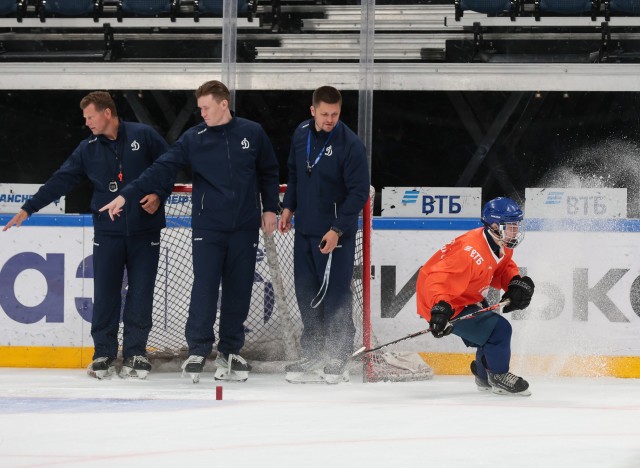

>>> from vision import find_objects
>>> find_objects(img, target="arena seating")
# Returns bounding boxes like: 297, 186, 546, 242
606, 0, 640, 19
535, 0, 599, 21
1, 1, 640, 64
38, 0, 101, 21
0, 0, 26, 20
455, 0, 520, 21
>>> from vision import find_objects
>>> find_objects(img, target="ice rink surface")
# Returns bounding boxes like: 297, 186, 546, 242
0, 368, 639, 468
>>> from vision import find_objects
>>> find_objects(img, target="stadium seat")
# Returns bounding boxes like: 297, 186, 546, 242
193, 0, 256, 21
455, 0, 520, 21
535, 0, 600, 21
606, 0, 640, 19
37, 0, 102, 22
117, 0, 180, 21
0, 0, 27, 21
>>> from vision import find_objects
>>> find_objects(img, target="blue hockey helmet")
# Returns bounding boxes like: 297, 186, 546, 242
481, 197, 524, 248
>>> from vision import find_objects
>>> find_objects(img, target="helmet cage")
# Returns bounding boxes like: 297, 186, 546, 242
481, 197, 525, 249
495, 221, 524, 249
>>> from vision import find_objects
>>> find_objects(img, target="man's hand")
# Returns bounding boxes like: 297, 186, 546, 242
2, 210, 29, 232
99, 195, 126, 221
501, 275, 535, 313
140, 194, 160, 214
429, 301, 454, 338
262, 211, 277, 236
319, 229, 340, 254
278, 208, 293, 234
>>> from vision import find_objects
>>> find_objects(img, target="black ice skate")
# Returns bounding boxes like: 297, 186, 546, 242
214, 353, 251, 382
181, 355, 206, 383
470, 360, 491, 392
87, 357, 115, 380
487, 371, 531, 396
323, 357, 350, 385
285, 357, 325, 384
119, 355, 152, 379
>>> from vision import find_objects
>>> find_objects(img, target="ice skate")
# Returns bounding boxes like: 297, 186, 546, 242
323, 357, 350, 385
119, 355, 152, 379
87, 357, 115, 380
285, 357, 326, 384
214, 353, 251, 382
470, 360, 491, 392
487, 370, 531, 396
181, 355, 206, 383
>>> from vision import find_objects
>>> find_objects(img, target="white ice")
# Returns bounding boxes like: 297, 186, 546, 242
0, 369, 639, 468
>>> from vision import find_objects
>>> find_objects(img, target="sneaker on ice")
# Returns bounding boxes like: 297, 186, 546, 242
323, 357, 350, 385
470, 360, 491, 392
487, 371, 531, 396
182, 355, 206, 384
119, 355, 152, 379
87, 357, 115, 380
214, 353, 251, 382
285, 357, 325, 384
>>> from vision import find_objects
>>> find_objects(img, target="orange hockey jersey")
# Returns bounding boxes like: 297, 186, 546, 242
416, 227, 520, 321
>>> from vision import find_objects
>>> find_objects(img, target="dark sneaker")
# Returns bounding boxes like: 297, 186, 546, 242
470, 360, 491, 392
120, 355, 152, 379
181, 355, 206, 383
214, 353, 251, 382
87, 357, 115, 380
487, 371, 531, 396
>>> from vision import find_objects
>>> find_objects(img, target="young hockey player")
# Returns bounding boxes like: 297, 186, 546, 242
416, 197, 535, 396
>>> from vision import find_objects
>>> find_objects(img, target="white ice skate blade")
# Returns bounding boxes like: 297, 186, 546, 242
181, 370, 201, 383
87, 368, 115, 380
119, 369, 149, 380
214, 368, 248, 382
491, 387, 532, 397
324, 372, 349, 385
285, 371, 326, 384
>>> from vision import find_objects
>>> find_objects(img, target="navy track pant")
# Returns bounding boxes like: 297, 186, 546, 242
91, 231, 160, 360
293, 231, 356, 360
452, 303, 513, 377
185, 229, 259, 357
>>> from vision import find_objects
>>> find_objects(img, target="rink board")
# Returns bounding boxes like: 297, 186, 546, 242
0, 215, 639, 377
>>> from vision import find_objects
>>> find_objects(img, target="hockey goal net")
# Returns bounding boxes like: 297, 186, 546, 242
143, 184, 431, 382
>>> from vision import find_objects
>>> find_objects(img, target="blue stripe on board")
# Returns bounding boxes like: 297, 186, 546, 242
2, 214, 640, 232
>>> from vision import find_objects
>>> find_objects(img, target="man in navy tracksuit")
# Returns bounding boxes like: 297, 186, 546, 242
101, 80, 280, 383
278, 86, 370, 384
2, 91, 171, 380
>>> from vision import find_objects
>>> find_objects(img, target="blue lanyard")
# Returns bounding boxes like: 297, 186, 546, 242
306, 121, 338, 173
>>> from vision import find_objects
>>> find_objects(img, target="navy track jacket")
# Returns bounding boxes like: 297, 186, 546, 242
282, 119, 370, 236
120, 116, 280, 232
22, 121, 170, 236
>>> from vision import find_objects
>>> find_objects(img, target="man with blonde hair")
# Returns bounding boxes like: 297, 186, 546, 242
101, 80, 280, 383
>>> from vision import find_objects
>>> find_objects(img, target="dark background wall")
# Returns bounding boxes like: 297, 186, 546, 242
1, 89, 639, 215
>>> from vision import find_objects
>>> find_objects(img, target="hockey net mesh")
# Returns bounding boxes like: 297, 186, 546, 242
135, 183, 430, 382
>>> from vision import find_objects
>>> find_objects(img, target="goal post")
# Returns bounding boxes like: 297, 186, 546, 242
141, 183, 431, 382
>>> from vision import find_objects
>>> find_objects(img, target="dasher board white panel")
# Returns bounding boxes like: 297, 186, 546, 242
381, 187, 481, 218
525, 187, 627, 219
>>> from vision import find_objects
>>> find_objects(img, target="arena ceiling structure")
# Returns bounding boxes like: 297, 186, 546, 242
2, 0, 640, 211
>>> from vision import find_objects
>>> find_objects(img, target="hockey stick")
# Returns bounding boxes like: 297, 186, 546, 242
352, 300, 510, 359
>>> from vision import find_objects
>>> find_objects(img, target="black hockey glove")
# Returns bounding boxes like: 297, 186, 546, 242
501, 276, 535, 313
429, 301, 454, 338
